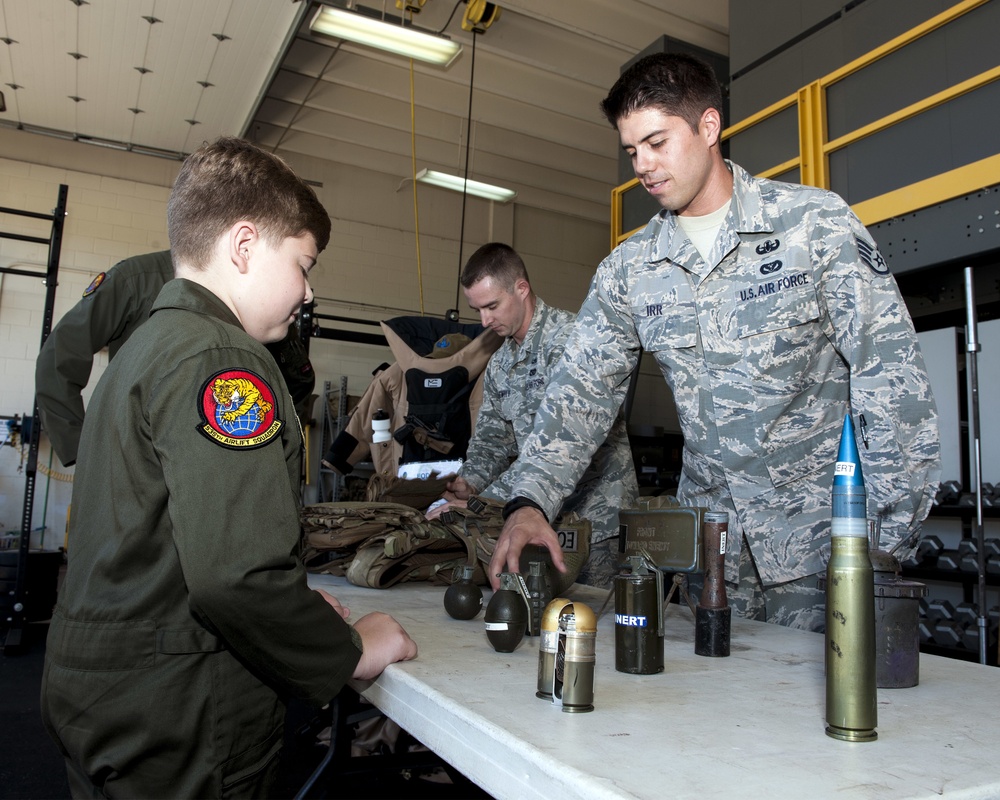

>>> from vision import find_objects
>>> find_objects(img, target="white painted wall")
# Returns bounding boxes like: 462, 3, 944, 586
0, 128, 679, 549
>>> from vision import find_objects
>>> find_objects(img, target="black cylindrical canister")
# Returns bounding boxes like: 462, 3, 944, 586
695, 510, 731, 657
615, 569, 664, 674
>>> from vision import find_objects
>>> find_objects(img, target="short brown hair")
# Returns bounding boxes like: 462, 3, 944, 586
167, 137, 331, 268
460, 242, 529, 293
600, 53, 723, 133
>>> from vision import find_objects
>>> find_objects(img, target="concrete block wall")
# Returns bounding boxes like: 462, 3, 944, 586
0, 155, 170, 551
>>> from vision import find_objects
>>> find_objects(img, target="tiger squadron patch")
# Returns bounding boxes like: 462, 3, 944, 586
197, 369, 282, 449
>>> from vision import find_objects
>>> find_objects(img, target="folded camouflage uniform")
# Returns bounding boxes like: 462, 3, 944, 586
300, 496, 591, 592
300, 502, 428, 576
364, 473, 453, 510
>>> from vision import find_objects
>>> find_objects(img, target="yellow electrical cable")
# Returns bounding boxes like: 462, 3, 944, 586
410, 58, 425, 315
38, 461, 74, 482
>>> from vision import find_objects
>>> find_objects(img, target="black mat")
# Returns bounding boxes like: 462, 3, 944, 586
0, 622, 70, 800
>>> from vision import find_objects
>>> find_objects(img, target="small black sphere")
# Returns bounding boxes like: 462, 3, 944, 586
444, 580, 483, 620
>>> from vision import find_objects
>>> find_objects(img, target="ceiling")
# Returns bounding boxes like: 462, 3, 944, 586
0, 0, 729, 225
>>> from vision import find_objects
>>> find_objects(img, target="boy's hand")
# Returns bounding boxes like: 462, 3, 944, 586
315, 589, 350, 619
351, 612, 418, 680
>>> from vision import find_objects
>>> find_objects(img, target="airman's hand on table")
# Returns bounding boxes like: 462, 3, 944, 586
487, 506, 566, 590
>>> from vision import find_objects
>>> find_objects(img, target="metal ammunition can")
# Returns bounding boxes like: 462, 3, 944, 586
614, 571, 664, 674
871, 548, 926, 688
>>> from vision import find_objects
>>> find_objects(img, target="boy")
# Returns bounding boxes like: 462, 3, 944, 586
41, 137, 416, 798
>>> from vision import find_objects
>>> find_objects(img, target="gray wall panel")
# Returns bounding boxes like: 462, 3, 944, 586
729, 0, 844, 73
728, 105, 798, 174
827, 0, 1000, 139
730, 0, 948, 122
622, 187, 663, 236
870, 186, 1000, 274
830, 81, 1000, 205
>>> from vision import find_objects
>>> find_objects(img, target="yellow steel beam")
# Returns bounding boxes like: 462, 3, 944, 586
797, 81, 828, 189
852, 153, 1000, 226
610, 177, 639, 250
758, 157, 801, 181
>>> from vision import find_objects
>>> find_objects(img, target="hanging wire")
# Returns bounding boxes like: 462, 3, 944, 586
454, 28, 478, 312
409, 58, 425, 315
436, 0, 465, 34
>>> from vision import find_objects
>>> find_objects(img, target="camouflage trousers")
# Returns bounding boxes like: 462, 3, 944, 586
688, 536, 826, 633
730, 538, 826, 632
575, 536, 620, 590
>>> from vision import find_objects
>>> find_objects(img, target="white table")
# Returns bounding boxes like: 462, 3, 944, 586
308, 574, 1000, 800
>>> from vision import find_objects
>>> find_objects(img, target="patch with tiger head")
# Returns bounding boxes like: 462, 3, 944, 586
197, 369, 282, 449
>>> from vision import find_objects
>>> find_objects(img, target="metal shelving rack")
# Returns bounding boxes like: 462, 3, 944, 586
1, 184, 68, 654
318, 377, 349, 502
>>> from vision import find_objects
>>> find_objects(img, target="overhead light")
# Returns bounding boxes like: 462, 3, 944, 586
415, 169, 516, 203
310, 6, 462, 67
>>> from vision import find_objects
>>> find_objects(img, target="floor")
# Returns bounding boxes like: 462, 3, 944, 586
0, 622, 69, 800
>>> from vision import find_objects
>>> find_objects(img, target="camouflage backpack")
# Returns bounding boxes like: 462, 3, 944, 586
299, 496, 590, 593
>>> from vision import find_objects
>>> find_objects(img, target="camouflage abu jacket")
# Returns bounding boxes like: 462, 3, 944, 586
507, 162, 941, 586
460, 298, 637, 543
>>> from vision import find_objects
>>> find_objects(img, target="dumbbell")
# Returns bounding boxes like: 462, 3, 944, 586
957, 484, 995, 507
935, 480, 962, 506
958, 539, 980, 573
918, 617, 936, 644
933, 620, 964, 648
987, 556, 1000, 578
985, 538, 1000, 558
936, 549, 961, 571
954, 601, 979, 629
983, 483, 998, 508
913, 535, 944, 566
962, 624, 986, 651
960, 609, 999, 651
926, 598, 956, 621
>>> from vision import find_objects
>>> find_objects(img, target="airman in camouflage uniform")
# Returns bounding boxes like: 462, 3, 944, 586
431, 243, 638, 588
491, 54, 940, 631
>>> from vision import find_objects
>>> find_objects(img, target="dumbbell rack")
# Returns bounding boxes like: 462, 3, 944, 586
903, 504, 1000, 666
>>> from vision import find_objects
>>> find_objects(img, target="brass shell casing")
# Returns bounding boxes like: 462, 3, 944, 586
825, 535, 878, 742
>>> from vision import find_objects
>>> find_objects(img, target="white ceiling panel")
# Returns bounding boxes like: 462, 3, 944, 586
0, 0, 729, 223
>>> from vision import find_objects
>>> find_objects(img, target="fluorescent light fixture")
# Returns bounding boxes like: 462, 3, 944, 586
415, 169, 516, 203
310, 6, 462, 67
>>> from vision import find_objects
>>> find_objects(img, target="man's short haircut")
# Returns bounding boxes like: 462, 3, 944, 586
168, 136, 331, 269
600, 52, 724, 133
460, 242, 529, 293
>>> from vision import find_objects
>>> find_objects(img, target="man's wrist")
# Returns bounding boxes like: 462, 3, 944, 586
502, 496, 545, 521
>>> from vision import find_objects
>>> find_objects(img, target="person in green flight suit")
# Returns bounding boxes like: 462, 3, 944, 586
35, 249, 317, 467
40, 136, 417, 799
